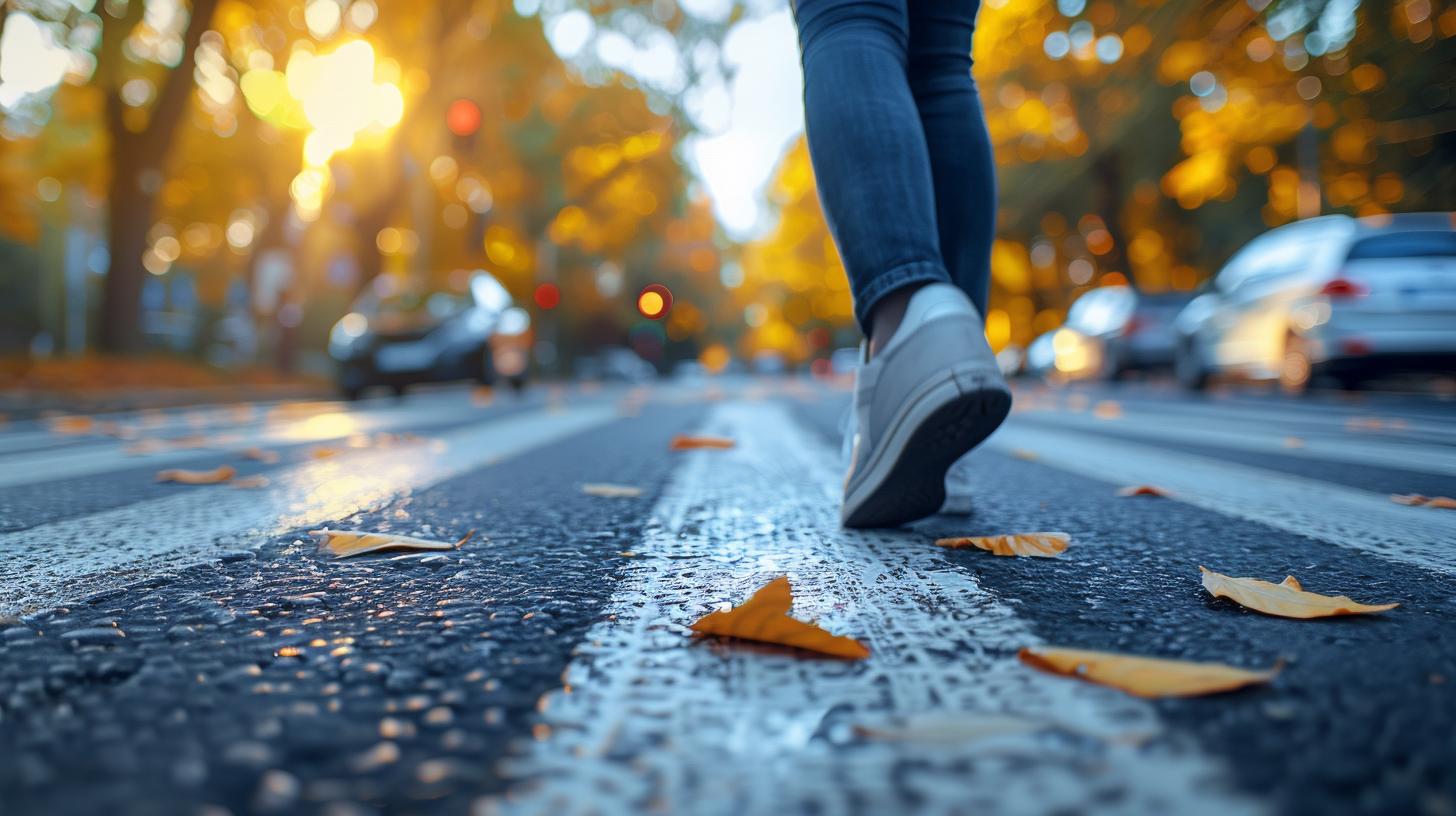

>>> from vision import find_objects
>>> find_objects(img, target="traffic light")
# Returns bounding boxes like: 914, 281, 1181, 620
637, 284, 672, 320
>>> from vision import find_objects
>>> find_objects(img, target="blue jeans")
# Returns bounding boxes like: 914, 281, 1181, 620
793, 0, 995, 332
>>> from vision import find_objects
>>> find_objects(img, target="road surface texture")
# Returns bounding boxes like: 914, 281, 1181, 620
1, 378, 1452, 816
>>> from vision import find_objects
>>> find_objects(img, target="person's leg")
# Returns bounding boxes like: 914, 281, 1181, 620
794, 0, 1011, 529
907, 0, 995, 316
792, 0, 950, 342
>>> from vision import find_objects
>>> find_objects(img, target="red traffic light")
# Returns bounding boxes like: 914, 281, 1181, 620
446, 99, 482, 137
533, 282, 561, 310
637, 284, 672, 320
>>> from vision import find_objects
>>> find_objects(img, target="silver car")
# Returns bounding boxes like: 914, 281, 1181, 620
1173, 213, 1456, 392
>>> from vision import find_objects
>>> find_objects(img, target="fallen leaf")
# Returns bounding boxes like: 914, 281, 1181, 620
1010, 448, 1040, 462
155, 465, 237, 484
670, 434, 735, 450
1391, 494, 1456, 509
689, 576, 870, 660
49, 416, 94, 435
231, 475, 271, 489
310, 446, 340, 459
1345, 417, 1384, 432
1283, 436, 1305, 449
1200, 566, 1398, 619
582, 483, 643, 498
471, 386, 494, 406
1117, 485, 1171, 498
310, 529, 474, 559
1019, 646, 1279, 698
243, 447, 281, 464
1092, 400, 1123, 420
935, 532, 1069, 558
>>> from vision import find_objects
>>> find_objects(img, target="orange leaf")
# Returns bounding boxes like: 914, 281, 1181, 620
1116, 485, 1170, 498
1019, 646, 1279, 698
935, 532, 1069, 558
1092, 401, 1123, 420
310, 446, 341, 459
1391, 494, 1456, 509
1283, 436, 1305, 449
155, 465, 237, 485
1010, 448, 1040, 462
1200, 566, 1398, 619
689, 576, 870, 660
670, 434, 735, 450
49, 416, 95, 435
243, 447, 281, 464
309, 529, 474, 559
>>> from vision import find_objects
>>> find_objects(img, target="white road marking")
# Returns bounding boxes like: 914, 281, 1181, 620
988, 423, 1456, 575
1013, 410, 1456, 477
0, 398, 492, 488
499, 402, 1262, 816
0, 404, 618, 614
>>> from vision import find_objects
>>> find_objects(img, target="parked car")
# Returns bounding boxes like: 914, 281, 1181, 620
328, 271, 525, 399
1173, 213, 1456, 392
579, 346, 656, 383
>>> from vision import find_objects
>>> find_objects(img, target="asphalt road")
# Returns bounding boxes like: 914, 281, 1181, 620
1, 377, 1453, 816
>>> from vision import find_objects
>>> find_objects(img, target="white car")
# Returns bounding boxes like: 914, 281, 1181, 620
1173, 213, 1456, 392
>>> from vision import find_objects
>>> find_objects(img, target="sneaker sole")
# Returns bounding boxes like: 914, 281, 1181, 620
841, 370, 1011, 529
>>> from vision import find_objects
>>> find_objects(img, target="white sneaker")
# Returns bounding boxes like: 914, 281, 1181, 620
841, 283, 1012, 528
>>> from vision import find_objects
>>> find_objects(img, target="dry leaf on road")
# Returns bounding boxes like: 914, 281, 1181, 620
1200, 566, 1398, 619
1010, 449, 1040, 462
155, 465, 237, 484
1093, 401, 1123, 420
310, 446, 341, 459
689, 576, 870, 659
581, 483, 643, 498
670, 434, 735, 450
1117, 485, 1171, 498
243, 447, 281, 464
310, 529, 474, 559
935, 532, 1069, 558
49, 416, 95, 435
1019, 646, 1280, 698
1391, 494, 1456, 509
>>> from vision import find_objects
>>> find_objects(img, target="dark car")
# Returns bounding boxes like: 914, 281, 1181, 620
328, 271, 528, 399
1098, 291, 1193, 378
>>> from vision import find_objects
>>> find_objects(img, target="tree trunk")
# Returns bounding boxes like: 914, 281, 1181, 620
95, 0, 219, 353
1093, 150, 1134, 288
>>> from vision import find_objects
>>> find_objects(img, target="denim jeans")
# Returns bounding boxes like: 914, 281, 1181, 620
793, 0, 995, 332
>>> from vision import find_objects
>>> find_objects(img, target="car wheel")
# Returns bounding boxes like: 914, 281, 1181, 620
476, 345, 497, 386
1279, 333, 1312, 396
1174, 338, 1209, 391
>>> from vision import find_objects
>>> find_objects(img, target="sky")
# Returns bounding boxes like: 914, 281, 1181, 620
537, 0, 807, 240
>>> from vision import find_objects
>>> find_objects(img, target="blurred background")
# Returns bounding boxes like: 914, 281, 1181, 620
0, 0, 1452, 403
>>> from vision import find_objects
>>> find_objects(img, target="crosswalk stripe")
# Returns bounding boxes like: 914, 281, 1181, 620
1014, 410, 1456, 477
0, 404, 618, 616
987, 423, 1456, 575
499, 401, 1261, 816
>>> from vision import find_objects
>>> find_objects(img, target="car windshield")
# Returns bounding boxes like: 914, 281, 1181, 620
1346, 231, 1456, 261
375, 291, 468, 319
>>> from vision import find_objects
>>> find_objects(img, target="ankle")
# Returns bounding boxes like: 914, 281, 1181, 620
867, 282, 928, 359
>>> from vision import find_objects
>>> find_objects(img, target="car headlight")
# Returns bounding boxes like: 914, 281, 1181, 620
329, 312, 369, 356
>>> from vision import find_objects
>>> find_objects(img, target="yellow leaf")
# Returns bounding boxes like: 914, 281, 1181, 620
1117, 485, 1171, 497
935, 532, 1069, 558
156, 465, 237, 484
1019, 646, 1279, 698
310, 446, 341, 459
1199, 566, 1398, 619
1010, 448, 1040, 462
49, 416, 95, 435
309, 529, 474, 559
1391, 494, 1456, 509
232, 475, 270, 489
670, 434, 735, 450
689, 576, 870, 660
582, 483, 643, 498
243, 447, 280, 464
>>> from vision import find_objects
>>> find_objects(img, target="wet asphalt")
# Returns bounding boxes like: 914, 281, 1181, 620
1, 379, 1454, 816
